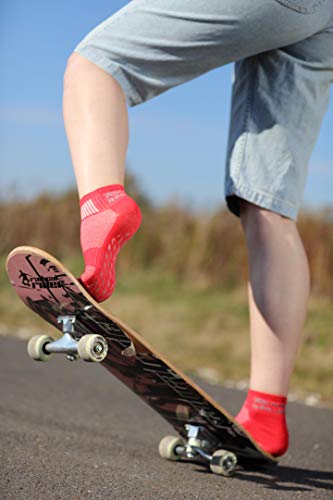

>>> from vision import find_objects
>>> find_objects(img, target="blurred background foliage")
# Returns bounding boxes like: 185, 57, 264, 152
1, 173, 333, 298
1, 174, 332, 405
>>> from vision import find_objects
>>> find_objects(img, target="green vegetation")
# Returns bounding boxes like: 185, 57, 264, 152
1, 254, 332, 406
1, 177, 332, 405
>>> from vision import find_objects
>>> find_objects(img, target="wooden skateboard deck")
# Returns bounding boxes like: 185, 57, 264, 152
6, 246, 277, 474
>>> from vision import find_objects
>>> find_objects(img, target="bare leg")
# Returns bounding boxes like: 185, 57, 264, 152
63, 53, 129, 198
62, 53, 140, 302
240, 201, 310, 396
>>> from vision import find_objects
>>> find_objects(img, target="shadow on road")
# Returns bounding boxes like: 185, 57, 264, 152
194, 464, 333, 493
236, 464, 333, 493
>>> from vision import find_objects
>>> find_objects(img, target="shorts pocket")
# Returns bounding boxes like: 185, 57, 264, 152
274, 0, 327, 13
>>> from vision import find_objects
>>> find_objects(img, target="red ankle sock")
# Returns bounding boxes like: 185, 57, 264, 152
235, 389, 289, 457
79, 184, 141, 302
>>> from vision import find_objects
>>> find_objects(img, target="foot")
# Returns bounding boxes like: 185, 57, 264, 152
235, 389, 289, 457
79, 184, 141, 302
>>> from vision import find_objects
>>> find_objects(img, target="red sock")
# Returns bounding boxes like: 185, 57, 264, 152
79, 184, 141, 302
235, 389, 289, 457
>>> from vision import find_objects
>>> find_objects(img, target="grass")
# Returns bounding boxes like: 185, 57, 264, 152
1, 253, 332, 407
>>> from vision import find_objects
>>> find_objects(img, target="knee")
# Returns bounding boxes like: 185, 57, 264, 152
63, 52, 92, 88
239, 200, 294, 240
63, 51, 122, 97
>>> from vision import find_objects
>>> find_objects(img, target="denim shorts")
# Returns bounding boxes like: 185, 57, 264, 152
75, 0, 333, 220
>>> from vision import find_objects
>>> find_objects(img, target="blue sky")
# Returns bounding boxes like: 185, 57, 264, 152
1, 0, 332, 211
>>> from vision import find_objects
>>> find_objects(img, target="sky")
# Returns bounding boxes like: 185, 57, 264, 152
1, 0, 332, 212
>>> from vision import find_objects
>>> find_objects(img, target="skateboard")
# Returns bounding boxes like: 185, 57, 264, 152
6, 246, 277, 476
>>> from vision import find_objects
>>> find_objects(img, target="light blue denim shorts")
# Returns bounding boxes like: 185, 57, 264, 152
75, 0, 333, 220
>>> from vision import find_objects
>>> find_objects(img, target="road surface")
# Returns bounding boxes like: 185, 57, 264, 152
0, 337, 332, 499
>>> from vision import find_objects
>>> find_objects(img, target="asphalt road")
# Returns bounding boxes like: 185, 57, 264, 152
0, 337, 332, 500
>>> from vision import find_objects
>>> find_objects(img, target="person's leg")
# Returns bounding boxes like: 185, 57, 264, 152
63, 54, 141, 301
63, 0, 330, 302
240, 203, 310, 397
63, 53, 128, 198
224, 24, 333, 455
234, 203, 310, 456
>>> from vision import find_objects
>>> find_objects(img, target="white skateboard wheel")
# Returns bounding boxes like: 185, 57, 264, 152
210, 449, 237, 476
77, 334, 108, 362
27, 335, 54, 361
158, 435, 184, 461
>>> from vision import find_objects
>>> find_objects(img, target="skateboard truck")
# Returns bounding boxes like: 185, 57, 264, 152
27, 314, 108, 363
159, 425, 238, 476
52, 316, 78, 361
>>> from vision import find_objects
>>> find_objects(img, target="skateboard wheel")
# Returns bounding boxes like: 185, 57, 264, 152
158, 435, 184, 461
77, 334, 108, 362
27, 335, 54, 361
210, 449, 237, 476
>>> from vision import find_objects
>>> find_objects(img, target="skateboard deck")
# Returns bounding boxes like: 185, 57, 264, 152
6, 246, 277, 475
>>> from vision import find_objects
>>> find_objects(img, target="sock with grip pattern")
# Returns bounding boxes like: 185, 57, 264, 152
235, 389, 289, 457
79, 184, 141, 302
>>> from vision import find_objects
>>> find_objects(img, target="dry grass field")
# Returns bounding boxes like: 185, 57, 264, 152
1, 179, 332, 406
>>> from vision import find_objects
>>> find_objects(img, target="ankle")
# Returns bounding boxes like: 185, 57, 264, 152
79, 184, 141, 302
236, 389, 289, 457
